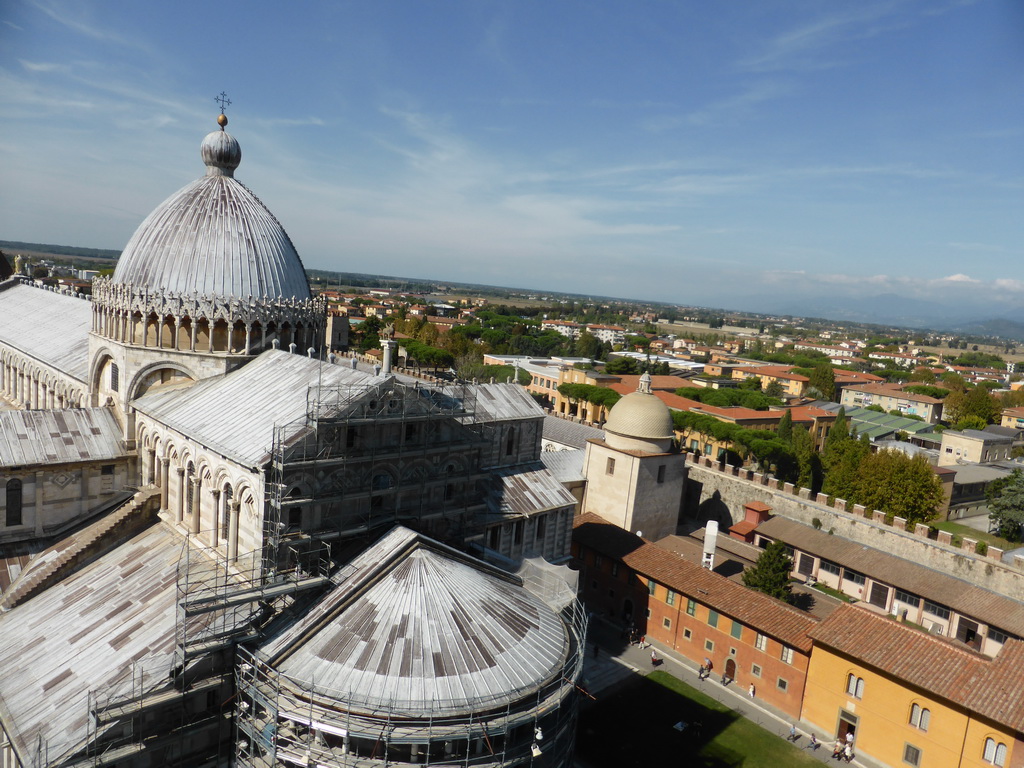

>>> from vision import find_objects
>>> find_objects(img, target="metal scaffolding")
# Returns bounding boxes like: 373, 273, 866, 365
233, 596, 587, 768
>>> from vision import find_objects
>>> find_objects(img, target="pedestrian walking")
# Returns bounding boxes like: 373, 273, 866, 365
748, 683, 755, 698
807, 733, 819, 750
650, 649, 660, 666
787, 724, 797, 742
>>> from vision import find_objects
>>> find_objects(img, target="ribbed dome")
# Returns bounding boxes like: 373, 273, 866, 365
112, 124, 311, 301
605, 390, 674, 441
276, 545, 569, 714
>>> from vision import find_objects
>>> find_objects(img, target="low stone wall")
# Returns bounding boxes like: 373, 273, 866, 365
687, 456, 1024, 600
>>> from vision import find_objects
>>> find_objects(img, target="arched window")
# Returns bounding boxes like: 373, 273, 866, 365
110, 363, 119, 393
5, 479, 23, 527
845, 674, 864, 699
909, 703, 930, 731
371, 473, 394, 491
221, 484, 232, 540
186, 462, 195, 513
984, 738, 1007, 767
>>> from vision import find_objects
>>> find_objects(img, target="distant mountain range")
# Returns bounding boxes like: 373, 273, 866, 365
727, 291, 1024, 340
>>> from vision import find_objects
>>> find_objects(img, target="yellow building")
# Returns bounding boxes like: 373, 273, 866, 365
804, 605, 1024, 768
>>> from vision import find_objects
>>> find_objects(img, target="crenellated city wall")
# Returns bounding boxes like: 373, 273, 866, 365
686, 456, 1024, 600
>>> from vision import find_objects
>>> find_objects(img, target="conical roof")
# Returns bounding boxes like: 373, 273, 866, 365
270, 530, 570, 715
112, 117, 311, 301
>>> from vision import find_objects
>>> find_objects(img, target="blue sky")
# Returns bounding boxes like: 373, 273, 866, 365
1, 1, 1022, 321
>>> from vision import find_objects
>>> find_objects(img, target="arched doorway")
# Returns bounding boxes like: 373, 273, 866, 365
724, 658, 737, 682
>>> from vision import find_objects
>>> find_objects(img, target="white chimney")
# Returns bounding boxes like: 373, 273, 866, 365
702, 520, 718, 570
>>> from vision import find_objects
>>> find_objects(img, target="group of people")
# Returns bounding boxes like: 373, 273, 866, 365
830, 734, 855, 762
696, 658, 713, 681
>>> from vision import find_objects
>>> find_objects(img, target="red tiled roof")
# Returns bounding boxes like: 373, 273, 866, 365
810, 605, 1024, 731
573, 514, 817, 651
729, 520, 757, 536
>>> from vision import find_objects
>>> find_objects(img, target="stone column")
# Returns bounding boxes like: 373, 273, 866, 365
190, 477, 202, 535
146, 449, 157, 485
160, 458, 170, 512
228, 500, 240, 561
210, 489, 221, 548
176, 467, 186, 523
190, 320, 198, 352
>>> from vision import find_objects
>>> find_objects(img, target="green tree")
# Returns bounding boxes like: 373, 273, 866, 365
808, 364, 836, 401
777, 410, 793, 444
574, 331, 600, 361
822, 433, 871, 502
792, 425, 821, 492
823, 407, 849, 465
989, 469, 1024, 542
763, 380, 785, 398
852, 450, 944, 526
742, 541, 793, 603
945, 386, 999, 425
605, 357, 640, 375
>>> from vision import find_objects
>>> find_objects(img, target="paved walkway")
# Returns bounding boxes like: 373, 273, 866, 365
577, 617, 889, 768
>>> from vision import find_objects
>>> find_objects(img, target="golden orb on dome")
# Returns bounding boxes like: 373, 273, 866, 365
217, 113, 228, 128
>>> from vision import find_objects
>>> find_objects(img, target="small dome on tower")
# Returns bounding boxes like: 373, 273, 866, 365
604, 375, 674, 452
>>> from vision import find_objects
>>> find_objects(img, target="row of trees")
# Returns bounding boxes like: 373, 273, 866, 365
820, 411, 944, 525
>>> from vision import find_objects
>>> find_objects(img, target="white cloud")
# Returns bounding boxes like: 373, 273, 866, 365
19, 59, 63, 72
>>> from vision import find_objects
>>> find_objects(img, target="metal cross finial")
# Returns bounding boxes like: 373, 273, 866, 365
215, 91, 232, 114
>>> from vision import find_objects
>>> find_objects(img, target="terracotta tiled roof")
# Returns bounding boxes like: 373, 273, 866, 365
729, 520, 757, 536
811, 605, 1024, 731
757, 516, 1024, 637
573, 513, 817, 651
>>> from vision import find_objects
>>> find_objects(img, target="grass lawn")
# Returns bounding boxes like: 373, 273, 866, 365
931, 520, 1015, 551
809, 582, 853, 602
577, 671, 823, 768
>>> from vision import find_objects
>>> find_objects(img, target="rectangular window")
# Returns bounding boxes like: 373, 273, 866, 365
988, 628, 1008, 644
535, 515, 547, 541
663, 617, 671, 629
606, 457, 615, 475
903, 744, 921, 767
820, 560, 841, 576
594, 554, 603, 567
895, 589, 919, 606
780, 646, 794, 664
101, 464, 115, 476
513, 521, 523, 545
923, 601, 951, 620
648, 580, 656, 596
708, 610, 719, 628
666, 589, 676, 607
686, 598, 696, 616
657, 465, 666, 483
844, 569, 866, 585
730, 621, 743, 640
777, 677, 788, 692
750, 664, 762, 678
683, 628, 692, 640
755, 633, 767, 651
704, 640, 714, 653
